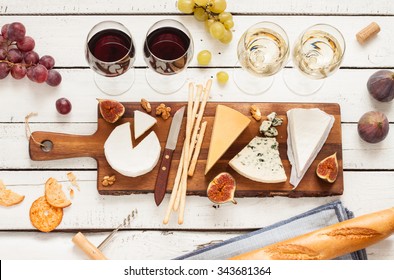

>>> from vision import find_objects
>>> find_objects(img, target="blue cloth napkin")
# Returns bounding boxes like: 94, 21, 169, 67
177, 200, 367, 260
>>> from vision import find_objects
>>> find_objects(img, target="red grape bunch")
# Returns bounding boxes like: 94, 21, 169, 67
0, 22, 62, 86
177, 0, 234, 44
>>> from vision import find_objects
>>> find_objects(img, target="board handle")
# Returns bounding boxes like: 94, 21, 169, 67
29, 131, 100, 161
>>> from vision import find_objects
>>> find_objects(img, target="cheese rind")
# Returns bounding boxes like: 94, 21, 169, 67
229, 136, 287, 183
205, 105, 251, 174
104, 122, 161, 177
134, 110, 157, 140
287, 108, 335, 188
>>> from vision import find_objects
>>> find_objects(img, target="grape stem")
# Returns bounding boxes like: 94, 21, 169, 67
195, 3, 220, 21
0, 59, 33, 68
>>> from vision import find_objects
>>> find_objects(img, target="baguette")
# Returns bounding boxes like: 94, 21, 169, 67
230, 207, 394, 260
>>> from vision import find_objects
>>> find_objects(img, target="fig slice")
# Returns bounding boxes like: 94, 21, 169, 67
316, 153, 338, 183
97, 98, 125, 123
207, 172, 237, 204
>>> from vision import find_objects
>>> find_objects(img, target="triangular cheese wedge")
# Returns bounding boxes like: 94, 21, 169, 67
287, 108, 335, 188
205, 105, 251, 174
229, 136, 287, 183
134, 110, 157, 140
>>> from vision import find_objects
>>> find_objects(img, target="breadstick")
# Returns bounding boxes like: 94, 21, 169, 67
187, 79, 211, 165
188, 121, 207, 176
163, 145, 185, 224
230, 207, 394, 260
173, 84, 200, 211
173, 84, 194, 212
177, 85, 195, 224
188, 84, 202, 149
190, 84, 202, 131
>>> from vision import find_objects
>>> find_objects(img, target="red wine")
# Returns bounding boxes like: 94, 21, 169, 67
144, 27, 191, 75
87, 29, 135, 76
88, 29, 132, 62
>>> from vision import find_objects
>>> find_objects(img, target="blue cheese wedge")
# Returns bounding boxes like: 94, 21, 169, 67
229, 136, 287, 183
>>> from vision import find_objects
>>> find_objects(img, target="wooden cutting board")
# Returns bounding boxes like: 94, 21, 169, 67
29, 102, 343, 197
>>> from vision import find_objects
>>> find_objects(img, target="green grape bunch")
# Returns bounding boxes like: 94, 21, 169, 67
177, 0, 234, 44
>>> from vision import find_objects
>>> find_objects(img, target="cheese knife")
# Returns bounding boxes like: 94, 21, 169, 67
154, 106, 185, 206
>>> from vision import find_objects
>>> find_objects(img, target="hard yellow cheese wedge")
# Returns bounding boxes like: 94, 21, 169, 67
205, 105, 251, 174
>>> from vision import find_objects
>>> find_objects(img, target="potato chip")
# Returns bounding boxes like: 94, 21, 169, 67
0, 180, 25, 207
45, 177, 71, 208
29, 196, 63, 232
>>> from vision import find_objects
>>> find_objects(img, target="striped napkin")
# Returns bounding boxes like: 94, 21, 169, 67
176, 200, 367, 260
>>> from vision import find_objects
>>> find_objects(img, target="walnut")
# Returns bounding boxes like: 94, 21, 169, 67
250, 105, 262, 121
155, 103, 172, 120
102, 175, 116, 187
140, 98, 152, 113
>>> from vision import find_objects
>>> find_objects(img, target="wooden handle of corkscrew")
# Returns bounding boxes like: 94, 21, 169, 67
72, 232, 108, 260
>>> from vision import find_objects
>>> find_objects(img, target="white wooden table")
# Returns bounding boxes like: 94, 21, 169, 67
0, 0, 393, 260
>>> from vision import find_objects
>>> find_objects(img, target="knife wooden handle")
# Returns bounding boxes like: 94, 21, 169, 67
154, 148, 174, 206
72, 232, 108, 260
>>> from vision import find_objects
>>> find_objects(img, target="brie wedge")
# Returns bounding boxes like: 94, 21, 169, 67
134, 110, 157, 140
287, 108, 335, 188
104, 122, 161, 177
229, 136, 287, 183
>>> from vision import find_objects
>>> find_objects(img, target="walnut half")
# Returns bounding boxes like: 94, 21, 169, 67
250, 105, 262, 121
102, 175, 116, 187
140, 98, 152, 113
155, 103, 171, 120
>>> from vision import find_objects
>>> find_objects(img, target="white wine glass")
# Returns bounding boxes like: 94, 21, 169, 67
143, 19, 193, 94
234, 21, 289, 95
85, 21, 136, 96
283, 24, 346, 96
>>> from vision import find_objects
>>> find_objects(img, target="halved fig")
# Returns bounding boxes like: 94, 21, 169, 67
316, 153, 338, 183
207, 172, 237, 204
97, 98, 125, 123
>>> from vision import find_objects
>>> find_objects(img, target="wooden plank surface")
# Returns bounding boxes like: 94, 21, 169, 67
0, 230, 392, 260
0, 171, 393, 230
1, 0, 393, 15
0, 0, 393, 260
0, 16, 393, 68
0, 68, 394, 124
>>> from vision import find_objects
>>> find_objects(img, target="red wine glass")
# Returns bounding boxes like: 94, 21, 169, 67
86, 21, 136, 95
143, 19, 193, 94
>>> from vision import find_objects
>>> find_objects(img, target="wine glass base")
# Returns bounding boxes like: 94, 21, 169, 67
145, 69, 187, 95
282, 68, 324, 96
94, 68, 135, 96
233, 67, 274, 95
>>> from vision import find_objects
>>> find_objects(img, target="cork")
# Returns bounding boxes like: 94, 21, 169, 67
356, 22, 381, 44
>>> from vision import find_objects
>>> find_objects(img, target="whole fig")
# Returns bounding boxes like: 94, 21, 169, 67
357, 111, 389, 143
367, 70, 394, 102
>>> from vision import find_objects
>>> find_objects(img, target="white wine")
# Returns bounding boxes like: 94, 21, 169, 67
238, 28, 289, 77
293, 30, 343, 79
